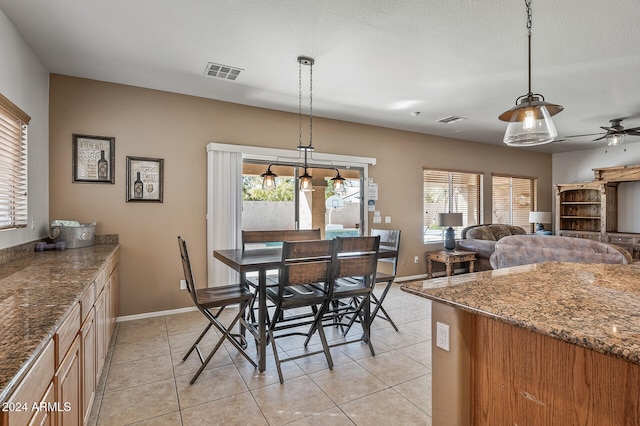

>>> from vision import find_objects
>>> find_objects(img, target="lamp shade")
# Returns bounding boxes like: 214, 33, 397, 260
438, 213, 463, 227
528, 211, 552, 224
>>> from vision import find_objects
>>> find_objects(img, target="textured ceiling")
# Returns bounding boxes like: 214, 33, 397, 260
1, 0, 640, 153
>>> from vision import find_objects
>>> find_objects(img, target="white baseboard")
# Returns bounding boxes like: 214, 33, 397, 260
394, 273, 428, 282
116, 306, 198, 323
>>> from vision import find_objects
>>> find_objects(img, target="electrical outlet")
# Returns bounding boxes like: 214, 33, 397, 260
180, 279, 187, 290
414, 256, 419, 264
436, 321, 450, 351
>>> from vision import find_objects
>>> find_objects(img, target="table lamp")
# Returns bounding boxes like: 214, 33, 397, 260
529, 211, 552, 232
438, 212, 463, 251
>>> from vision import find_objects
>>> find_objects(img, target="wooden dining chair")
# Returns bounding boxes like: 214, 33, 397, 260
177, 236, 258, 384
306, 236, 380, 356
241, 229, 321, 324
343, 229, 401, 334
265, 239, 334, 384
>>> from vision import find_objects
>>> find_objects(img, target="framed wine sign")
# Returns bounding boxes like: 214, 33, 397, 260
126, 156, 164, 202
72, 134, 115, 183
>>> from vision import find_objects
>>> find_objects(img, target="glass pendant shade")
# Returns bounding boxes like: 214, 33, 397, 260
260, 166, 277, 190
502, 102, 558, 146
299, 169, 313, 192
331, 170, 346, 192
607, 133, 625, 146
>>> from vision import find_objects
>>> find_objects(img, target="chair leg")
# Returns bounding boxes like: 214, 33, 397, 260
370, 279, 399, 331
188, 308, 256, 385
362, 294, 375, 356
183, 322, 214, 363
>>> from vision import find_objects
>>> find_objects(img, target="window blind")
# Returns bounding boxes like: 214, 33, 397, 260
0, 93, 30, 230
492, 175, 537, 231
423, 169, 482, 243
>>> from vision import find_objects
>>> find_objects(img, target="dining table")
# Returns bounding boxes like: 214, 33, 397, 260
213, 245, 398, 372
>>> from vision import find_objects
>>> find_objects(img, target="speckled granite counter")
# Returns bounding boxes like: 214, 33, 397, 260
0, 243, 119, 403
401, 261, 640, 365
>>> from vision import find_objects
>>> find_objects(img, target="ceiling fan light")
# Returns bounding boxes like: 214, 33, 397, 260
607, 133, 625, 146
503, 104, 558, 146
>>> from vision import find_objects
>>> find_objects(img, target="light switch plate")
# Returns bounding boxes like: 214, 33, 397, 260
436, 321, 450, 351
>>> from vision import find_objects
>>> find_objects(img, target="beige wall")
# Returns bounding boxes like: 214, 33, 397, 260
49, 74, 552, 316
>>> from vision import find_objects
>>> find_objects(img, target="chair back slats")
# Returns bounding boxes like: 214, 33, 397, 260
281, 239, 333, 288
242, 229, 321, 249
332, 236, 380, 283
371, 229, 401, 275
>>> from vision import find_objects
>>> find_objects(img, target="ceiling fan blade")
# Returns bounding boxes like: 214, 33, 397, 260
564, 132, 605, 138
600, 126, 616, 132
623, 126, 640, 133
592, 135, 607, 141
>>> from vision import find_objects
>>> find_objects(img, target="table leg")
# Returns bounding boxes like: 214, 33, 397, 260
427, 258, 433, 279
258, 269, 267, 372
469, 260, 475, 273
446, 261, 452, 276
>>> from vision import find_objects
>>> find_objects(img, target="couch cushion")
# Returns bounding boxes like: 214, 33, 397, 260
490, 224, 516, 240
465, 226, 496, 241
490, 235, 633, 269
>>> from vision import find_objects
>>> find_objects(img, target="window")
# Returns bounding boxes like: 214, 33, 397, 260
423, 169, 483, 243
0, 94, 30, 230
492, 175, 537, 231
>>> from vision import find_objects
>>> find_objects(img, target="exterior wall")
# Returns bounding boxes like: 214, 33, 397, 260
49, 75, 552, 316
0, 9, 50, 249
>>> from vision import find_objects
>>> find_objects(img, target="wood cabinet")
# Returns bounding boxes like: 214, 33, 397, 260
56, 336, 81, 426
555, 181, 618, 238
556, 169, 640, 260
1, 247, 119, 426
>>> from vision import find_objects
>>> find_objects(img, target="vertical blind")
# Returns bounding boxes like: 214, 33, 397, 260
492, 175, 537, 231
423, 169, 482, 242
0, 93, 30, 230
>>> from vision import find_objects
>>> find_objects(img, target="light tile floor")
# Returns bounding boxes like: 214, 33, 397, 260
89, 283, 432, 425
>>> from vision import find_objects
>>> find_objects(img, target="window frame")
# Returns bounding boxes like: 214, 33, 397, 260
491, 173, 538, 232
423, 168, 483, 244
0, 93, 30, 231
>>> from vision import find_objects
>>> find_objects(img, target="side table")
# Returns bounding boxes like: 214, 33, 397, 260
426, 249, 476, 278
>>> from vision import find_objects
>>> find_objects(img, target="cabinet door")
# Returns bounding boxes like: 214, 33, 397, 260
94, 288, 107, 386
56, 336, 81, 426
28, 381, 55, 426
81, 308, 96, 425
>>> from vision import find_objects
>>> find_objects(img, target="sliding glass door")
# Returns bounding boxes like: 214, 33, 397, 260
242, 161, 364, 239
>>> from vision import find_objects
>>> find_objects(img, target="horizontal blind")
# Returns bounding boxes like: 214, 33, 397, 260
424, 169, 482, 242
492, 175, 537, 231
0, 94, 29, 230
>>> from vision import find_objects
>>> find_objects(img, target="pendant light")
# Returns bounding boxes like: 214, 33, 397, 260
499, 0, 563, 147
260, 165, 277, 190
297, 56, 315, 192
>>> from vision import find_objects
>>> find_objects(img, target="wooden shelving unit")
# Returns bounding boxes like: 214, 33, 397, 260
556, 165, 640, 260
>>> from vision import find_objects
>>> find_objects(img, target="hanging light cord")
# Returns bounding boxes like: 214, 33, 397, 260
526, 0, 532, 97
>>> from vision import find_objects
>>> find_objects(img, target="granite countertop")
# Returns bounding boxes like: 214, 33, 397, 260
0, 244, 119, 402
401, 262, 640, 365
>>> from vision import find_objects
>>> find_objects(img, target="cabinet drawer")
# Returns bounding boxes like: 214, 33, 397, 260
6, 340, 55, 426
95, 267, 108, 295
608, 234, 637, 244
55, 303, 80, 367
27, 380, 54, 426
80, 281, 95, 324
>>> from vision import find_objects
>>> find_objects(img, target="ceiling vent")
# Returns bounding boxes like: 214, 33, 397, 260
437, 115, 467, 124
205, 62, 243, 80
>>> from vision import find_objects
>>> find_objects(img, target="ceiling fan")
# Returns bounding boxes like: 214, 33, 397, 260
562, 118, 640, 145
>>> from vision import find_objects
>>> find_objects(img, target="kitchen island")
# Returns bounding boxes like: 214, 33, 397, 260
401, 262, 640, 426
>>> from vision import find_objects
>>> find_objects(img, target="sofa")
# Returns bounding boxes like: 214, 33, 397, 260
490, 235, 633, 269
457, 224, 527, 271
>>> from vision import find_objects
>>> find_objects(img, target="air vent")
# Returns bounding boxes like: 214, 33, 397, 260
204, 62, 243, 81
437, 116, 467, 124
